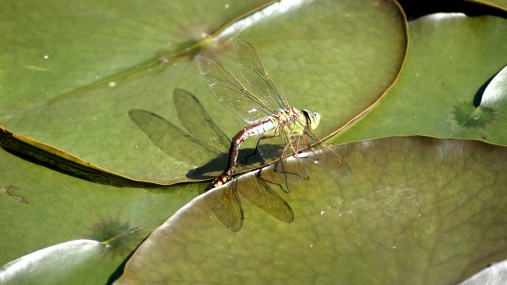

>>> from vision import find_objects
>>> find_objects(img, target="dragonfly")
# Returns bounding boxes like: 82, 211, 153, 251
195, 39, 350, 192
129, 88, 293, 231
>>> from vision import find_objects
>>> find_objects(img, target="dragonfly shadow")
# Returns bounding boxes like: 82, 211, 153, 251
129, 108, 222, 178
129, 89, 273, 181
186, 146, 265, 180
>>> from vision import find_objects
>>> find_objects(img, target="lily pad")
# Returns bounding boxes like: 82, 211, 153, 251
0, 145, 196, 284
0, 0, 406, 184
117, 137, 507, 284
334, 13, 507, 145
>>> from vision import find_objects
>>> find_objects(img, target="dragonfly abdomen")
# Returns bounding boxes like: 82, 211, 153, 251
205, 116, 280, 191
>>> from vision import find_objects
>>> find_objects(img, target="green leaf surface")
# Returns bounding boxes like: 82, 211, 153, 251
334, 13, 507, 146
0, 0, 406, 184
0, 146, 196, 284
117, 137, 507, 285
0, 0, 269, 112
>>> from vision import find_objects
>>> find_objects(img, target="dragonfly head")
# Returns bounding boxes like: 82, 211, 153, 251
302, 109, 321, 130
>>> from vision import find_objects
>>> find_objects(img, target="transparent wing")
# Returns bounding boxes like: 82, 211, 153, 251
173, 88, 229, 153
307, 141, 352, 180
238, 169, 294, 223
205, 168, 294, 232
205, 180, 243, 232
195, 55, 273, 124
234, 39, 289, 110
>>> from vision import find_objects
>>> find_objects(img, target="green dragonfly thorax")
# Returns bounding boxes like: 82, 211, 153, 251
263, 107, 320, 139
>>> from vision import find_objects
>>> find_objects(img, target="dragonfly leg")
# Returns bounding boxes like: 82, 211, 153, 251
244, 137, 265, 165
294, 134, 310, 179
278, 135, 295, 192
303, 133, 320, 163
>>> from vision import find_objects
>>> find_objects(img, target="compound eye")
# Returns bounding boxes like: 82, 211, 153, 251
314, 112, 321, 122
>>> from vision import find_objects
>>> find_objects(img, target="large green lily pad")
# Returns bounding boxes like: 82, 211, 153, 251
0, 0, 406, 185
116, 137, 507, 284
